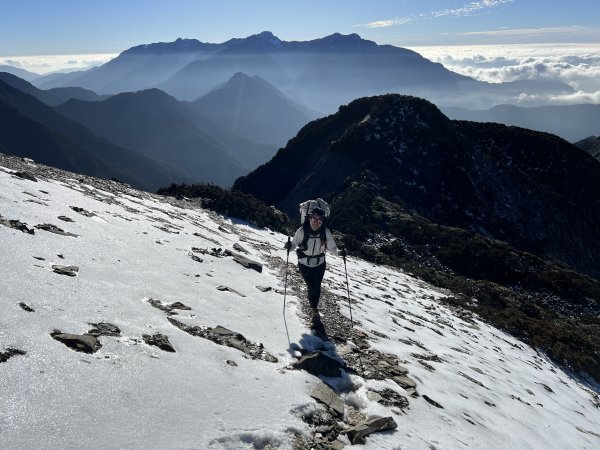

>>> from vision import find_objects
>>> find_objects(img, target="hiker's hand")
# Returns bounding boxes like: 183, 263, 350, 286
284, 240, 292, 250
339, 249, 347, 258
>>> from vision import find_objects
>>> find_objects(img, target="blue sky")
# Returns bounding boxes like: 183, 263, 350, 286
1, 0, 599, 57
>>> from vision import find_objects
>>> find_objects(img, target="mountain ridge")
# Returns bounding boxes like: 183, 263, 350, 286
0, 79, 187, 190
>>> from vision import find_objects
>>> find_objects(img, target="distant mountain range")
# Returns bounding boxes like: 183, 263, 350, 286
0, 65, 40, 82
1, 70, 312, 187
0, 72, 108, 106
55, 87, 268, 186
0, 80, 186, 190
30, 32, 575, 113
443, 103, 600, 143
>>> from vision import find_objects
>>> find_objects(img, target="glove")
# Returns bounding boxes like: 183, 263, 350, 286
284, 240, 292, 250
339, 249, 347, 258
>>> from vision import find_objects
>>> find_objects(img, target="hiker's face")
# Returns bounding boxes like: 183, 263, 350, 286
309, 215, 323, 231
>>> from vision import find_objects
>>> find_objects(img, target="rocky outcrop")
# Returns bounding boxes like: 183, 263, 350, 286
168, 318, 277, 363
0, 348, 27, 363
293, 351, 344, 378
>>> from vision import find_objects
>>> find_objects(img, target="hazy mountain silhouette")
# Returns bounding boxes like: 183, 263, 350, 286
443, 103, 600, 142
0, 80, 187, 190
0, 66, 40, 82
31, 32, 575, 114
234, 94, 600, 279
32, 67, 99, 90
55, 88, 273, 186
37, 38, 218, 94
575, 136, 600, 161
188, 72, 316, 147
1, 72, 108, 106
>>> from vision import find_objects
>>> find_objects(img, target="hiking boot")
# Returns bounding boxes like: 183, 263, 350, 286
309, 308, 321, 325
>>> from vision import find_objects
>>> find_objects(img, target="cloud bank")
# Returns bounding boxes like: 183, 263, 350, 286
408, 43, 600, 105
0, 53, 117, 75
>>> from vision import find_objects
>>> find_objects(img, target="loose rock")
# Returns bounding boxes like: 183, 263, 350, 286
293, 351, 344, 378
0, 348, 27, 363
311, 382, 345, 417
143, 333, 176, 352
19, 302, 35, 312
232, 254, 263, 273
51, 330, 101, 353
345, 416, 398, 445
52, 265, 79, 276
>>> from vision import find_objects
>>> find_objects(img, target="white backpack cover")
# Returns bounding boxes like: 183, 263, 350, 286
299, 198, 330, 224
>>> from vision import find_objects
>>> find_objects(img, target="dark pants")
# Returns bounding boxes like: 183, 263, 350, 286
298, 262, 326, 309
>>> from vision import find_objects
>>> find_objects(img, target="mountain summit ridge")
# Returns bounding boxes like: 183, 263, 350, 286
235, 94, 600, 278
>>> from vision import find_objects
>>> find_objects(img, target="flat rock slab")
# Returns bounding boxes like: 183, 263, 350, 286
51, 331, 101, 353
232, 254, 263, 273
52, 265, 79, 276
256, 286, 273, 292
143, 333, 176, 352
168, 318, 277, 363
345, 416, 398, 445
19, 302, 35, 312
216, 286, 246, 297
70, 206, 96, 217
148, 298, 191, 314
311, 382, 345, 417
35, 223, 78, 237
0, 217, 35, 234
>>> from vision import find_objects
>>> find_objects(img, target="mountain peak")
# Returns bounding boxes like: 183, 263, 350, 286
123, 38, 212, 55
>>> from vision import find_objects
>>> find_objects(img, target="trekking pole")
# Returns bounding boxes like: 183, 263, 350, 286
282, 237, 292, 346
343, 253, 354, 328
283, 237, 291, 314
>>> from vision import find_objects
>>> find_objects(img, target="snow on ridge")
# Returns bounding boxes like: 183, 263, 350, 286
1, 160, 599, 449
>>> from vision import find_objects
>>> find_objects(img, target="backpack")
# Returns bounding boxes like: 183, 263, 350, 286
299, 198, 330, 225
297, 198, 330, 254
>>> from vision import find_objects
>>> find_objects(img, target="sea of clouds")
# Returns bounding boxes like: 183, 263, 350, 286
0, 53, 117, 75
408, 43, 600, 104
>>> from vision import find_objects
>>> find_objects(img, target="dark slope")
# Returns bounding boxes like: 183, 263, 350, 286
234, 94, 600, 278
0, 80, 186, 190
56, 88, 272, 186
0, 72, 107, 107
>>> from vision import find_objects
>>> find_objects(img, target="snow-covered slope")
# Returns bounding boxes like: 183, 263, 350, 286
1, 156, 599, 449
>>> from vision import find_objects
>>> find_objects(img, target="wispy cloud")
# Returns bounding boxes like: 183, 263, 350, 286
361, 0, 513, 28
458, 25, 600, 37
431, 0, 513, 18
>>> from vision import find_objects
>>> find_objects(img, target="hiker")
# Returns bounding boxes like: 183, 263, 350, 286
284, 199, 346, 325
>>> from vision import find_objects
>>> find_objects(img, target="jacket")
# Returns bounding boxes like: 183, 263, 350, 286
289, 226, 340, 267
